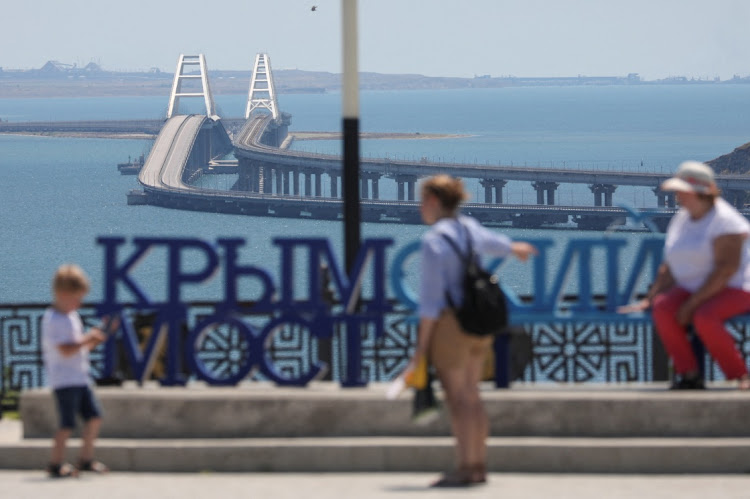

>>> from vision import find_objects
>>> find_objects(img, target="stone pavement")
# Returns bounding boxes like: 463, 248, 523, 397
3, 471, 750, 499
11, 385, 750, 474
0, 419, 21, 443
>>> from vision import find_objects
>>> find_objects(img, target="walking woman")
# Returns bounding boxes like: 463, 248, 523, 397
404, 175, 537, 487
621, 161, 750, 389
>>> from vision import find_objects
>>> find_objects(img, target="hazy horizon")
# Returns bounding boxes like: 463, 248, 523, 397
2, 0, 749, 80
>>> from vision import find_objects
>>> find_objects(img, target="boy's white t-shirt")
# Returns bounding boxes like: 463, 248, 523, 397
41, 308, 91, 389
664, 197, 750, 292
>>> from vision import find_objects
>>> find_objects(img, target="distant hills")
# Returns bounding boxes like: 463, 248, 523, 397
708, 142, 750, 175
2, 61, 750, 98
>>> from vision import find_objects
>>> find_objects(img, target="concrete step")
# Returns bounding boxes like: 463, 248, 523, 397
2, 436, 750, 473
20, 383, 750, 439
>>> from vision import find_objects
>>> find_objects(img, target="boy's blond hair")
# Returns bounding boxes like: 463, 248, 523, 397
52, 264, 90, 294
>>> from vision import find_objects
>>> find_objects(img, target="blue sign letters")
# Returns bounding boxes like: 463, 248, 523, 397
94, 234, 663, 387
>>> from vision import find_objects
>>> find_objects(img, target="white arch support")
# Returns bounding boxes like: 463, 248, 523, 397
167, 54, 218, 119
245, 53, 280, 121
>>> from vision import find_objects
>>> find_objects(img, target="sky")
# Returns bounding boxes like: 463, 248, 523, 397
2, 0, 749, 80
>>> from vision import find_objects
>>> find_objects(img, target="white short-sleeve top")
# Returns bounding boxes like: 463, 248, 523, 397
664, 197, 750, 292
42, 308, 91, 389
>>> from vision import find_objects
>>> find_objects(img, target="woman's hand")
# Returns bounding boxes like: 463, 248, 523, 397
511, 242, 538, 262
617, 298, 650, 314
402, 351, 423, 380
402, 352, 429, 389
677, 299, 699, 326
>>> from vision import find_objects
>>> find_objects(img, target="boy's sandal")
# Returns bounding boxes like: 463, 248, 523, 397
77, 459, 109, 473
47, 462, 79, 478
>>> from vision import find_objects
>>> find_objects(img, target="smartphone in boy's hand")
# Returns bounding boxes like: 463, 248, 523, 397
92, 315, 120, 337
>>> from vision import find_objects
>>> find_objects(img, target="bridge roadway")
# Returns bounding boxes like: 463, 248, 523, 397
132, 113, 750, 229
138, 115, 207, 191
4, 116, 748, 194
233, 116, 750, 193
133, 114, 677, 229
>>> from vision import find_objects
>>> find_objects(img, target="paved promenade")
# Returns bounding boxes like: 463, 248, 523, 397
3, 471, 750, 499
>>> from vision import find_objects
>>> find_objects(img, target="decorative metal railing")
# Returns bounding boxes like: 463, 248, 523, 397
6, 297, 750, 413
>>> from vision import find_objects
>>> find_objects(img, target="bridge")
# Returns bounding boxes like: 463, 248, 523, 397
114, 53, 749, 230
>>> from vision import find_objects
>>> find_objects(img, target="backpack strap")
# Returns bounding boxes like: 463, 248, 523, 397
439, 220, 476, 265
439, 220, 476, 308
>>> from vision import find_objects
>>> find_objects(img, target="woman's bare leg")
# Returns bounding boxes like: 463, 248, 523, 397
437, 361, 486, 478
464, 352, 488, 478
437, 367, 471, 470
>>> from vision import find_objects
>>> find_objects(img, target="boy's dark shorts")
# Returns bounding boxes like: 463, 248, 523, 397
53, 385, 102, 429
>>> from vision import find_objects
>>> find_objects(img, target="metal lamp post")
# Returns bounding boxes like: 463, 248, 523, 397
342, 0, 360, 272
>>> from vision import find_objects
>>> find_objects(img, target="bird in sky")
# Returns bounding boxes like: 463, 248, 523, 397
311, 5, 317, 11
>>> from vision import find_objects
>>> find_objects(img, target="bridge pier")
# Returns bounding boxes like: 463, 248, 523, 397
262, 165, 272, 194
275, 168, 283, 196
304, 171, 312, 197
237, 159, 262, 193
480, 179, 507, 204
725, 189, 747, 209
251, 163, 261, 193
360, 173, 381, 200
330, 173, 339, 198
293, 168, 300, 196
653, 188, 675, 208
394, 175, 418, 201
315, 172, 322, 197
531, 181, 559, 205
282, 168, 291, 195
589, 184, 617, 207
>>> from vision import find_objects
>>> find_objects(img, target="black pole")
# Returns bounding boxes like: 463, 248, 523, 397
342, 0, 360, 272
343, 117, 361, 271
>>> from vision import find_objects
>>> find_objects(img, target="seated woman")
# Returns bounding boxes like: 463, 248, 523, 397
623, 161, 750, 389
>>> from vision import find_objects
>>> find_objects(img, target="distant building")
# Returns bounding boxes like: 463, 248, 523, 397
83, 62, 102, 72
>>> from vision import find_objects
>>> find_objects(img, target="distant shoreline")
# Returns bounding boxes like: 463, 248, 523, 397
2, 67, 749, 99
290, 131, 467, 141
0, 130, 466, 141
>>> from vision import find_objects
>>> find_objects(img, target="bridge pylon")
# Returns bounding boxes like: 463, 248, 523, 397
245, 53, 280, 122
167, 54, 218, 120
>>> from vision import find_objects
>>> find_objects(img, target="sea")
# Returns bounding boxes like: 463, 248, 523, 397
1, 85, 750, 304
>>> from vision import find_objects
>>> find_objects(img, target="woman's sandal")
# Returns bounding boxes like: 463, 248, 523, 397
47, 462, 79, 478
430, 472, 472, 488
469, 463, 487, 484
77, 459, 109, 473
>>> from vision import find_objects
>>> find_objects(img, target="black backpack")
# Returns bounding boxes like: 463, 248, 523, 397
441, 224, 509, 336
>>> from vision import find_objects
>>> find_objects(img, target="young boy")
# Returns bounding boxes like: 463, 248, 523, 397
42, 264, 109, 478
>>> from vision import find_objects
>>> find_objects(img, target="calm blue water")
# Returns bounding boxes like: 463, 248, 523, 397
1, 85, 749, 303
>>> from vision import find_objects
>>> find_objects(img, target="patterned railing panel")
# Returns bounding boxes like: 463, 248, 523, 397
3, 302, 749, 412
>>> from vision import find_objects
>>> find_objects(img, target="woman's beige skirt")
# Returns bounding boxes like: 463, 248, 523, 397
429, 309, 493, 372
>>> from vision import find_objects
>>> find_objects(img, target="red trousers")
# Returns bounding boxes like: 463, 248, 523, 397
652, 287, 750, 380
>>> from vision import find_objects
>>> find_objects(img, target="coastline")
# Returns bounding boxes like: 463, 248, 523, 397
0, 131, 156, 140
289, 131, 468, 141
0, 130, 467, 141
2, 68, 749, 100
